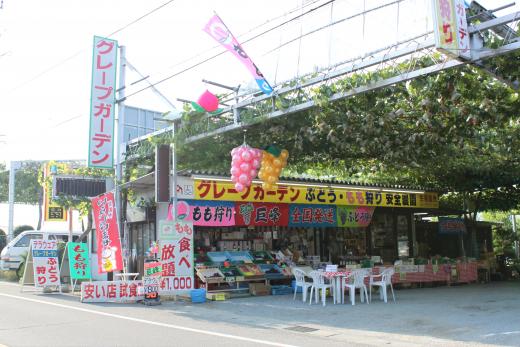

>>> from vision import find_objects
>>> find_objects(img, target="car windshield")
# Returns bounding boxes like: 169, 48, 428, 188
14, 234, 43, 247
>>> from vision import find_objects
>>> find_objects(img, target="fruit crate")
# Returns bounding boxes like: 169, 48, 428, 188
271, 285, 293, 295
258, 264, 285, 280
194, 253, 213, 266
251, 251, 274, 264
207, 251, 230, 265
196, 267, 225, 284
227, 251, 254, 264
219, 266, 245, 282
206, 292, 229, 301
237, 264, 265, 280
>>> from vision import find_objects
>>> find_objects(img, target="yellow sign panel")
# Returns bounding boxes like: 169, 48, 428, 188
43, 163, 67, 222
194, 180, 438, 209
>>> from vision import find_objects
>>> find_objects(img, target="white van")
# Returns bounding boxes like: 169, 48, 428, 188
0, 230, 82, 273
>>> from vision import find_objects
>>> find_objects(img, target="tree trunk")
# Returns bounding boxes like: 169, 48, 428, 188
36, 186, 43, 230
78, 207, 93, 242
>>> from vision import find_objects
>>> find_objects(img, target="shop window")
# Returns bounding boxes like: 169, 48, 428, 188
129, 222, 156, 277
397, 215, 409, 257
370, 212, 396, 263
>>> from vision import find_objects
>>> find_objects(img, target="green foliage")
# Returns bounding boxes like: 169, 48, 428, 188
126, 46, 520, 218
0, 163, 7, 202
0, 229, 6, 252
0, 161, 42, 204
13, 225, 34, 238
481, 211, 519, 256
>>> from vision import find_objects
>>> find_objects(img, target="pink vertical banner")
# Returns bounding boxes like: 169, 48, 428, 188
204, 14, 273, 95
91, 191, 123, 273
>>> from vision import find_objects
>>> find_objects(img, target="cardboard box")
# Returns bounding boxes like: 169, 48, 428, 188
249, 283, 271, 296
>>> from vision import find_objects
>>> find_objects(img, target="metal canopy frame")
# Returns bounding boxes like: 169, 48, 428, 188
124, 9, 520, 151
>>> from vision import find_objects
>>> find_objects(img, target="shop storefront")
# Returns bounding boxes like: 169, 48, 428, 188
174, 173, 438, 264
120, 172, 487, 296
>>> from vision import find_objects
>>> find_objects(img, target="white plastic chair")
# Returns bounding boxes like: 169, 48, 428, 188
369, 267, 396, 303
292, 268, 311, 302
344, 269, 370, 305
308, 270, 335, 306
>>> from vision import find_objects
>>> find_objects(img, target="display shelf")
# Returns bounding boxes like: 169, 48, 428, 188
218, 239, 264, 241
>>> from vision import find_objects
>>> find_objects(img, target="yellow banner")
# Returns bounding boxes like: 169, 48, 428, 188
194, 180, 438, 209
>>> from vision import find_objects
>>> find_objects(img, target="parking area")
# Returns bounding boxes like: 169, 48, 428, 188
159, 281, 520, 346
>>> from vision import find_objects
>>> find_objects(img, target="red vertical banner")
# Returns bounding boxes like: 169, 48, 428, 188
91, 191, 123, 273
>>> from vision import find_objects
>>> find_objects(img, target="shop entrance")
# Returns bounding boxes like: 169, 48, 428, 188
128, 221, 156, 278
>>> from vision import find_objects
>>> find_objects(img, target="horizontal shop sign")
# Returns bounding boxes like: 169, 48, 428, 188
177, 200, 235, 226
177, 200, 375, 228
438, 217, 466, 235
235, 202, 289, 226
193, 179, 438, 209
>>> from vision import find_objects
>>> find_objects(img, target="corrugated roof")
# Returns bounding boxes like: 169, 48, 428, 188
179, 169, 437, 192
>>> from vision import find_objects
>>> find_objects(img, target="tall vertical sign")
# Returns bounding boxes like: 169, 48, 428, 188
431, 0, 471, 60
158, 220, 194, 294
88, 36, 118, 168
91, 191, 123, 272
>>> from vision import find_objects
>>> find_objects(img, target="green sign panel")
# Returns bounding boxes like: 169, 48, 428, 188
68, 242, 91, 280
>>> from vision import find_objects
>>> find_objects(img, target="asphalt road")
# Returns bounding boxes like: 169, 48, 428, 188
0, 280, 511, 347
0, 282, 353, 347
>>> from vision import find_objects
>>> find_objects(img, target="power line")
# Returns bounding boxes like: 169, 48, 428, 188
137, 0, 326, 83
106, 0, 176, 37
263, 0, 404, 56
3, 0, 178, 95
123, 0, 335, 101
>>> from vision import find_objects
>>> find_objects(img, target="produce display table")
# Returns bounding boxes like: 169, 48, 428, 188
372, 263, 478, 285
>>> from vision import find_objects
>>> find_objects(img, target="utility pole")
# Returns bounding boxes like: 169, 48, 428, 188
116, 45, 126, 272
7, 161, 20, 242
512, 215, 519, 259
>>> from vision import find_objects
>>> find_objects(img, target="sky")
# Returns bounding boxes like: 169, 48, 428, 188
0, 0, 517, 167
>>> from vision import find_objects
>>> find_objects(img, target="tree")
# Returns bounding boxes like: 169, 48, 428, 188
484, 212, 519, 256
0, 161, 43, 205
13, 225, 34, 238
0, 229, 6, 252
125, 33, 520, 233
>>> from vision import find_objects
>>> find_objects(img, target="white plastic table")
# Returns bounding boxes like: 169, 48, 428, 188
323, 270, 353, 304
